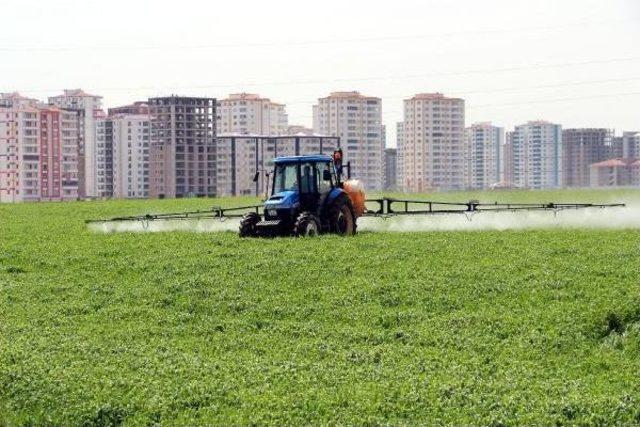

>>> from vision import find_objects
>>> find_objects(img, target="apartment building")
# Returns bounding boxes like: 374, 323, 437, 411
95, 118, 114, 197
622, 131, 640, 159
610, 135, 625, 159
400, 93, 465, 192
215, 135, 340, 197
48, 89, 103, 198
383, 148, 398, 190
108, 102, 149, 117
590, 158, 640, 187
396, 122, 404, 191
95, 113, 150, 199
217, 93, 288, 136
148, 96, 216, 198
503, 139, 515, 187
313, 91, 383, 190
0, 93, 79, 202
112, 114, 150, 198
464, 122, 504, 189
561, 128, 613, 187
505, 121, 562, 189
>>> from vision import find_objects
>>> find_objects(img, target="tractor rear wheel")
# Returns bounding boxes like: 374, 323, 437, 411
328, 195, 356, 235
293, 211, 320, 237
239, 212, 261, 237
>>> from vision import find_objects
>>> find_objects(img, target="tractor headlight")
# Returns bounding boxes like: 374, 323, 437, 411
267, 208, 277, 217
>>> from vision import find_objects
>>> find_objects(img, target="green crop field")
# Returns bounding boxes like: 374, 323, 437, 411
1, 189, 639, 425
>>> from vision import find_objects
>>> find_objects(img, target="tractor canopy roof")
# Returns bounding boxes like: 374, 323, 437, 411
273, 155, 333, 164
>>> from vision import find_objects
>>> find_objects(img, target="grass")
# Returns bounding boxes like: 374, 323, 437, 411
1, 189, 639, 425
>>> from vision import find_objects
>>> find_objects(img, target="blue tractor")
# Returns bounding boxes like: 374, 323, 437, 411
239, 150, 358, 237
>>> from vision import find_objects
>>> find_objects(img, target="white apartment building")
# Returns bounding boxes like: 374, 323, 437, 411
112, 114, 150, 198
48, 89, 104, 198
0, 93, 79, 202
313, 91, 383, 190
507, 121, 563, 189
622, 131, 640, 159
95, 118, 114, 197
383, 148, 397, 190
215, 135, 340, 197
396, 122, 404, 191
464, 122, 504, 189
401, 93, 465, 192
217, 93, 288, 136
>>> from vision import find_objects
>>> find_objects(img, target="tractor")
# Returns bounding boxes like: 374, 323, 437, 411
239, 150, 361, 237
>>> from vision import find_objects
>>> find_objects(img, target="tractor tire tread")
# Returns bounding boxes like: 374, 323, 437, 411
328, 194, 357, 235
293, 211, 320, 237
239, 212, 261, 237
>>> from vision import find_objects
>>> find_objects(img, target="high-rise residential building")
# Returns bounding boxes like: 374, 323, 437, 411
95, 113, 151, 199
561, 128, 613, 187
610, 135, 625, 159
622, 131, 640, 159
215, 135, 340, 197
383, 148, 398, 190
111, 114, 150, 198
95, 118, 114, 197
48, 89, 103, 198
503, 136, 515, 187
313, 91, 383, 190
464, 122, 504, 189
400, 93, 465, 192
217, 93, 288, 136
506, 121, 562, 189
0, 93, 79, 202
148, 96, 216, 198
396, 122, 404, 191
381, 124, 387, 148
108, 102, 149, 117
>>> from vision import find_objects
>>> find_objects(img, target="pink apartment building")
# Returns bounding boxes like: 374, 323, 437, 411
0, 93, 79, 202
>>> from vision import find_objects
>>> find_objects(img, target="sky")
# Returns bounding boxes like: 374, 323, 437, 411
2, 0, 639, 146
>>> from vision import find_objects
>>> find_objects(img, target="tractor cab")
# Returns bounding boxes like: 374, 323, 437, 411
267, 155, 337, 211
239, 151, 357, 237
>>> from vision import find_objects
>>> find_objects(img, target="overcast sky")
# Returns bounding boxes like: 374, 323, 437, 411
2, 0, 639, 145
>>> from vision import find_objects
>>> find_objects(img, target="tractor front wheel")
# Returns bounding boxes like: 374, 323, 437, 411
328, 195, 356, 236
294, 211, 320, 237
239, 212, 261, 237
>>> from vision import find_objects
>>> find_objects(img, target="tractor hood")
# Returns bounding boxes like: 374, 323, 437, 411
264, 190, 300, 209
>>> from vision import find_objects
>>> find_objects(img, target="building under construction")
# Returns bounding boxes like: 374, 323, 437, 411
148, 96, 216, 198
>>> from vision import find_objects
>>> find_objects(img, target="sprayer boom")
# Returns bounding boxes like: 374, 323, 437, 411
85, 204, 262, 224
363, 198, 625, 217
87, 197, 625, 230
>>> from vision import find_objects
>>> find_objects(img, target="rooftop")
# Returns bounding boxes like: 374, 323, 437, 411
51, 89, 102, 99
322, 91, 380, 100
226, 93, 264, 100
523, 120, 556, 125
469, 121, 498, 128
408, 93, 464, 102
220, 93, 285, 106
1, 92, 36, 100
590, 158, 633, 168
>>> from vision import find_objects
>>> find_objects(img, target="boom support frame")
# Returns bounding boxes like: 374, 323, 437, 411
364, 198, 625, 217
